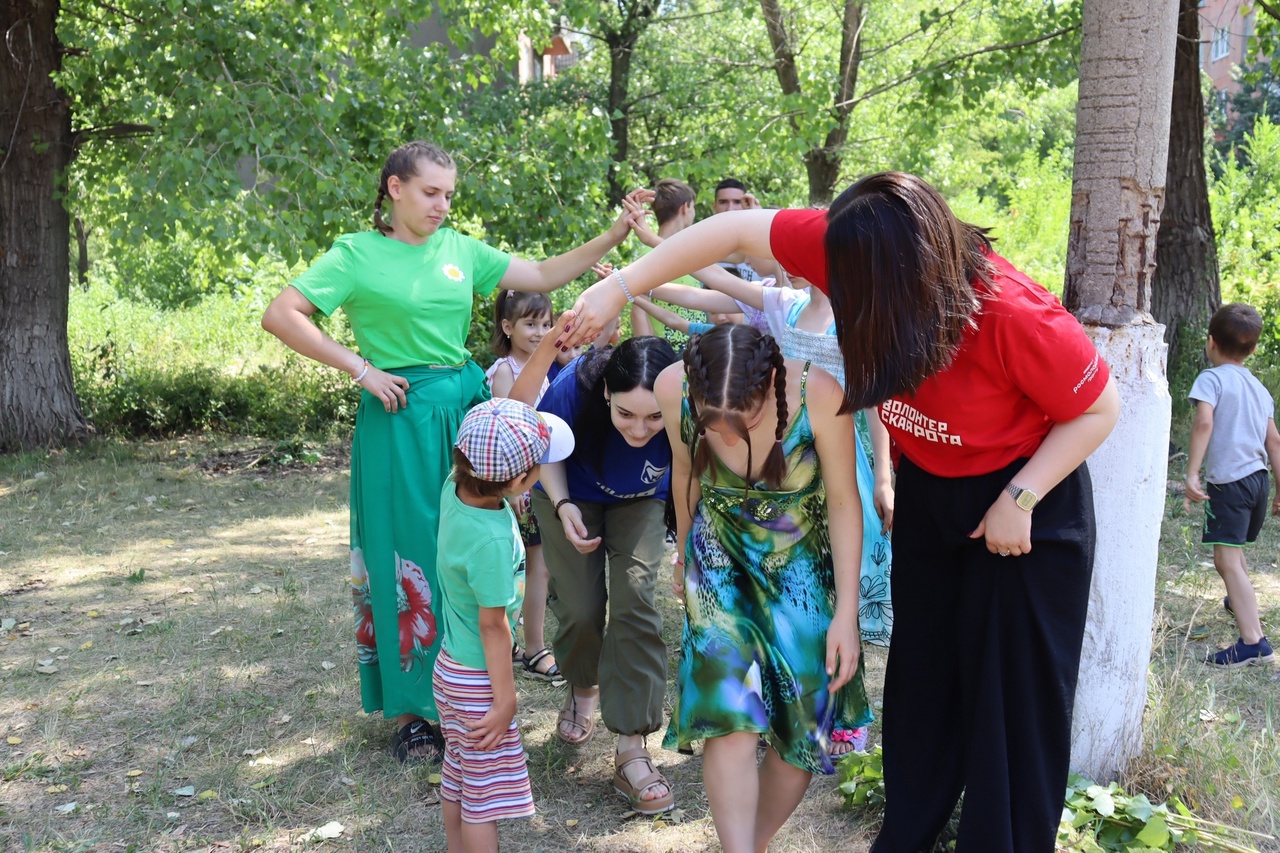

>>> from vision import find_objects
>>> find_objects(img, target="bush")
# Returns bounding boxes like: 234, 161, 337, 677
69, 277, 359, 439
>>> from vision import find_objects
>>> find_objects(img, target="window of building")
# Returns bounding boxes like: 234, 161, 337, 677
1211, 26, 1231, 61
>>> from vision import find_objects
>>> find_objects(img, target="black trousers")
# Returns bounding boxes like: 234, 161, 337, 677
870, 457, 1095, 853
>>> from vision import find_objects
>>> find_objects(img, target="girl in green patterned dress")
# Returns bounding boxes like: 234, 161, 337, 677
653, 323, 872, 853
262, 141, 647, 763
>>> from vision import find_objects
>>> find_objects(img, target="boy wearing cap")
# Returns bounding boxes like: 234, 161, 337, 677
434, 398, 574, 849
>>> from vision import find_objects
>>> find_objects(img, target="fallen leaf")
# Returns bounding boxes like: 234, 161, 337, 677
171, 786, 196, 797
126, 769, 144, 778
301, 737, 317, 745
565, 819, 579, 827
242, 748, 263, 756
320, 661, 336, 671
86, 610, 100, 618
196, 789, 218, 800
427, 773, 442, 785
37, 659, 53, 667
180, 736, 197, 749
1199, 708, 1218, 722
78, 641, 93, 651
6, 736, 22, 745
46, 784, 68, 793
248, 587, 263, 595
36, 664, 59, 675
1232, 795, 1244, 809
305, 820, 344, 841
339, 776, 356, 787
55, 801, 77, 814
250, 776, 276, 791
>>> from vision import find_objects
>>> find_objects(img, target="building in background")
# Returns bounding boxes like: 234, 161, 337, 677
1199, 0, 1260, 112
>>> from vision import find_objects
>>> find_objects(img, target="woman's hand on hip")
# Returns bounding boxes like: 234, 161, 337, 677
969, 492, 1032, 558
560, 504, 602, 554
359, 367, 410, 413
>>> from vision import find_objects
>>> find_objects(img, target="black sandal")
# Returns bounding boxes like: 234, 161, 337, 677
520, 647, 561, 682
390, 719, 443, 765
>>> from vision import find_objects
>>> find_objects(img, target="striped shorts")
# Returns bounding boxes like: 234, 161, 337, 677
432, 650, 535, 823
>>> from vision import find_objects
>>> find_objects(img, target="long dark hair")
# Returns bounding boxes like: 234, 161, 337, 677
373, 141, 455, 235
490, 290, 553, 357
573, 336, 677, 474
825, 171, 994, 411
684, 324, 788, 496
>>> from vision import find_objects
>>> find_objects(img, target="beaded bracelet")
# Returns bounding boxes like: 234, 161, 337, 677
553, 498, 575, 520
611, 269, 635, 303
352, 359, 371, 383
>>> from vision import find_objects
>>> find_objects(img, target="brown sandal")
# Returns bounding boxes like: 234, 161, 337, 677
613, 748, 675, 815
555, 689, 596, 746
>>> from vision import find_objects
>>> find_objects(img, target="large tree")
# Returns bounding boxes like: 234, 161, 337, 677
1064, 0, 1178, 781
1152, 0, 1220, 369
0, 1, 93, 451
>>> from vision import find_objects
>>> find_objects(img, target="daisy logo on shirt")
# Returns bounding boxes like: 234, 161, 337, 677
442, 264, 465, 282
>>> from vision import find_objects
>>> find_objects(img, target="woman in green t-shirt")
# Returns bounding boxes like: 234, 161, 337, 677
262, 140, 646, 762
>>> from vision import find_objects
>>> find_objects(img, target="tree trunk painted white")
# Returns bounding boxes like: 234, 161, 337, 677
1064, 0, 1179, 782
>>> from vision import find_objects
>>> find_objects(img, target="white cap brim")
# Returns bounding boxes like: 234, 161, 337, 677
538, 412, 575, 465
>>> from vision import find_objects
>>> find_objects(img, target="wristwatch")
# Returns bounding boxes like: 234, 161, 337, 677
1005, 483, 1040, 511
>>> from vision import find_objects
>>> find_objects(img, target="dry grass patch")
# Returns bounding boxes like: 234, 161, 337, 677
0, 438, 883, 853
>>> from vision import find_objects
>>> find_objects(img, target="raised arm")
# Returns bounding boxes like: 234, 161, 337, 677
509, 312, 574, 406
561, 209, 780, 347
633, 295, 694, 334
647, 284, 742, 315
500, 191, 652, 293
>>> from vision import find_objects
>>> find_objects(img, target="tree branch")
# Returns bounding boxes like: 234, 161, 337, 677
1256, 0, 1279, 21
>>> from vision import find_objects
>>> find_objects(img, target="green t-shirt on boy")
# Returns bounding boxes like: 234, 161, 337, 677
435, 480, 523, 670
291, 229, 512, 368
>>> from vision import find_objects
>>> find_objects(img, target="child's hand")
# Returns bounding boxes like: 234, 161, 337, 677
1184, 473, 1207, 503
591, 262, 614, 282
825, 618, 860, 693
468, 694, 517, 751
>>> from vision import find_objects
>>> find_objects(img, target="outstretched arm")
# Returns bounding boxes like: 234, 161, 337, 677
561, 209, 779, 347
633, 296, 693, 334
500, 191, 652, 293
509, 312, 574, 406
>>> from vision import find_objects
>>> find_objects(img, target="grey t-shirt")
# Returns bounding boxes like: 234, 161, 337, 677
1188, 363, 1275, 484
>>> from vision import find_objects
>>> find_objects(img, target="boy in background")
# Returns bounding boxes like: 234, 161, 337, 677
435, 398, 574, 850
1185, 302, 1280, 667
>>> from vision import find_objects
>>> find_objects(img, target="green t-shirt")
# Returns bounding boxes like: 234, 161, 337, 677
436, 480, 523, 670
292, 229, 512, 368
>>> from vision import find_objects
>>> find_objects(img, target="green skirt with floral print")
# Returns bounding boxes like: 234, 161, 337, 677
349, 361, 490, 720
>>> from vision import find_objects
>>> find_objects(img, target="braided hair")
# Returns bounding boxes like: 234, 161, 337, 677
373, 141, 455, 235
684, 324, 788, 500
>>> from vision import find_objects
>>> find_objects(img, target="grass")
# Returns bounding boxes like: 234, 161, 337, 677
0, 438, 885, 852
1, 440, 1275, 851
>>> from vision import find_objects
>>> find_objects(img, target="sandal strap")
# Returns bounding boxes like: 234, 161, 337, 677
523, 647, 558, 673
615, 749, 668, 795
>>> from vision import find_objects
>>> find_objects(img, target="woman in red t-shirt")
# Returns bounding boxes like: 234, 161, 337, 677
563, 172, 1120, 853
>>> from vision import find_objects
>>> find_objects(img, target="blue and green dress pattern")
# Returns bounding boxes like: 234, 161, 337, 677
664, 365, 872, 774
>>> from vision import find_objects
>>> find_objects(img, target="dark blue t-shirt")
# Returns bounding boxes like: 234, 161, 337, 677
536, 358, 671, 503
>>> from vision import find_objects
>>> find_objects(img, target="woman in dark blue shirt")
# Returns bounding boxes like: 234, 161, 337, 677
532, 336, 678, 815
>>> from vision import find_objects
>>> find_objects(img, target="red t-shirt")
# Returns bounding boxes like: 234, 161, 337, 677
770, 208, 1111, 477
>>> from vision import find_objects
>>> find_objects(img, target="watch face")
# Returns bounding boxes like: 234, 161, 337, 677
1015, 490, 1038, 511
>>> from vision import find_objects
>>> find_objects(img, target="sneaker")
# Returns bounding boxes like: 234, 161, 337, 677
1206, 636, 1275, 668
1224, 595, 1234, 615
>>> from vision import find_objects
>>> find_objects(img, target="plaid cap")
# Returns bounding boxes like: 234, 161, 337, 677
455, 398, 574, 482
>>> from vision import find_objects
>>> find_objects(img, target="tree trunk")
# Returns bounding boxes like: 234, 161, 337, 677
74, 216, 90, 287
761, 0, 863, 206
1065, 0, 1178, 782
604, 1, 655, 205
0, 1, 92, 451
1152, 0, 1220, 368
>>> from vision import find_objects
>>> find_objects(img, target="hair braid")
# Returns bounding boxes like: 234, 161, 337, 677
373, 186, 391, 234
760, 333, 788, 488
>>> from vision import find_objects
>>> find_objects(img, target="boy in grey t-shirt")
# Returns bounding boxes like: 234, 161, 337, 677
1185, 303, 1280, 667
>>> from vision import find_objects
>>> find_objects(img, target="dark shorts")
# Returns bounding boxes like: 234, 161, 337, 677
1203, 469, 1270, 546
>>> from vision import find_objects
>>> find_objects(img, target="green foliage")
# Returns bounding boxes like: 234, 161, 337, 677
837, 750, 1264, 852
1211, 116, 1280, 359
836, 745, 886, 810
68, 278, 358, 439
